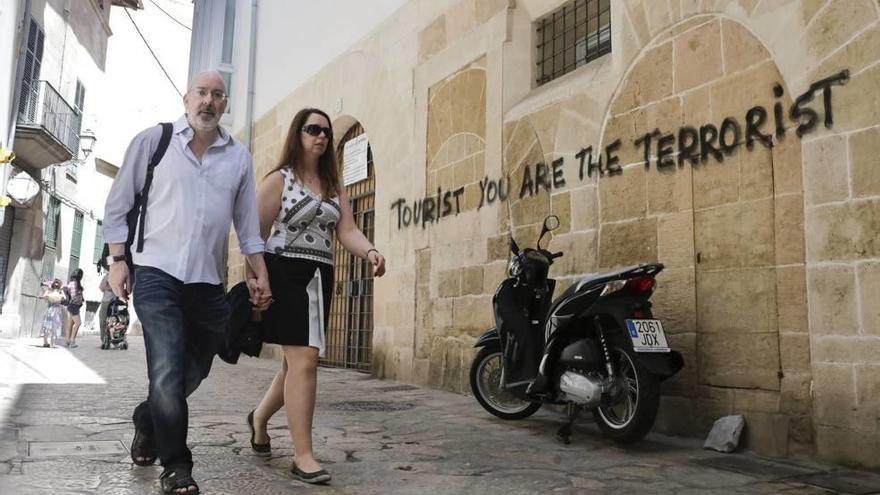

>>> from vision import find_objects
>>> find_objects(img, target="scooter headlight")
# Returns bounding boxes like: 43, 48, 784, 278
508, 256, 522, 277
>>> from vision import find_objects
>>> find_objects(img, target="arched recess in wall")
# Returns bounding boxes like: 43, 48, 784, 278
598, 14, 808, 431
501, 117, 549, 241
322, 118, 376, 371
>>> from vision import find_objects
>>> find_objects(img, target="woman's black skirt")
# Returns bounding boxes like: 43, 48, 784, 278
260, 253, 333, 352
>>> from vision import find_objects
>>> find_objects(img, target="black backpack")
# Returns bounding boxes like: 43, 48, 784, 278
100, 123, 173, 277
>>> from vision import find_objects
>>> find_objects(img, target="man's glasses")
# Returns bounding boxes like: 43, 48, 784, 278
191, 88, 227, 102
301, 124, 331, 137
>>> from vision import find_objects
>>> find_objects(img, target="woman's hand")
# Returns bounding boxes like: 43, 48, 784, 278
368, 250, 386, 277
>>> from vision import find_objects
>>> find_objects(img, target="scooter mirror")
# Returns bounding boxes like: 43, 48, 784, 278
537, 215, 560, 248
509, 236, 520, 255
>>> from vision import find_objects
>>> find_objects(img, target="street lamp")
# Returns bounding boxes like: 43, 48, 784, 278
79, 129, 96, 160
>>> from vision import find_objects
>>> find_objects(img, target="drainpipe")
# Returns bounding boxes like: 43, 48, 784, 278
244, 0, 258, 151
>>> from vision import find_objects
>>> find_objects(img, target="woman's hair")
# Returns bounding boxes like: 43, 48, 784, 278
70, 268, 83, 290
265, 108, 340, 199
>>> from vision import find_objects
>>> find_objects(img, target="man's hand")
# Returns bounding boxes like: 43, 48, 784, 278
247, 275, 273, 311
368, 250, 386, 278
109, 263, 131, 301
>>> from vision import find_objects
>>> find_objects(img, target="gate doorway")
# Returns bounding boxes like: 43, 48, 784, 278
322, 122, 375, 372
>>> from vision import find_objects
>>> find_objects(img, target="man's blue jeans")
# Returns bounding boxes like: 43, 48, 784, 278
131, 266, 230, 469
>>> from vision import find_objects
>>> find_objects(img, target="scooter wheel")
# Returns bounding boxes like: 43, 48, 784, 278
470, 346, 541, 420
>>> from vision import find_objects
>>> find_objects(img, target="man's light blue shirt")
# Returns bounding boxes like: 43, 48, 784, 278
103, 116, 264, 284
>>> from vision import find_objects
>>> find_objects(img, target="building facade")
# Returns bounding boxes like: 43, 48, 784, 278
0, 0, 140, 338
213, 0, 880, 468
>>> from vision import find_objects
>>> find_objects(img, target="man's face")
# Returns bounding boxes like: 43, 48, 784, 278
183, 73, 227, 132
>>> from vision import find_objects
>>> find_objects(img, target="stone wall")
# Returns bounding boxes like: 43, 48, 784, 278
234, 0, 880, 468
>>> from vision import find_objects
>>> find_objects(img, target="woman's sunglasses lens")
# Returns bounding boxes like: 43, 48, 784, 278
303, 125, 330, 137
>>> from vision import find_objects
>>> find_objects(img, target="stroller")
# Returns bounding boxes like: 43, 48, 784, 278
101, 297, 130, 350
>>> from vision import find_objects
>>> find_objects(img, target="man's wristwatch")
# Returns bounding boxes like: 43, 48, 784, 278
106, 254, 126, 266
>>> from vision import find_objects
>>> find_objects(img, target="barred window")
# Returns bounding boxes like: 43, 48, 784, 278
536, 0, 611, 86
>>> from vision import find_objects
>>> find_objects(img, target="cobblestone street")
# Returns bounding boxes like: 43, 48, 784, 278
1, 335, 879, 494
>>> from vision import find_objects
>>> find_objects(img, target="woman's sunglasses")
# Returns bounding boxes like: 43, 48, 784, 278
301, 124, 332, 137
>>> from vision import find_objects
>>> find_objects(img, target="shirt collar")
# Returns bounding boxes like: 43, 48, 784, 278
175, 115, 230, 146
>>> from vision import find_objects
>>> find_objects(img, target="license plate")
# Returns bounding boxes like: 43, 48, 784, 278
625, 319, 670, 352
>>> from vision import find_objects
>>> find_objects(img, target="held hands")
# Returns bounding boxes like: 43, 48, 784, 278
247, 276, 273, 311
367, 250, 386, 277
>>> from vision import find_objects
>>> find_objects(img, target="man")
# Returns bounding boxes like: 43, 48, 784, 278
104, 70, 271, 495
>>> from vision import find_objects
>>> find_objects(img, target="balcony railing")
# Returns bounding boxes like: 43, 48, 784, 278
17, 80, 82, 157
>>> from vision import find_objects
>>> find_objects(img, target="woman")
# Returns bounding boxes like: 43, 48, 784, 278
246, 108, 386, 484
38, 279, 65, 348
64, 268, 85, 348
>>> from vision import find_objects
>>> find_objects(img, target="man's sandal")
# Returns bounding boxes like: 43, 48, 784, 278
160, 467, 200, 494
130, 428, 157, 466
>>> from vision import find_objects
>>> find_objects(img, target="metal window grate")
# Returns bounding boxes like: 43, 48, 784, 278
322, 123, 375, 372
535, 0, 611, 86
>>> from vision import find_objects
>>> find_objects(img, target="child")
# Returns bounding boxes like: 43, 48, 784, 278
107, 315, 125, 342
38, 279, 65, 348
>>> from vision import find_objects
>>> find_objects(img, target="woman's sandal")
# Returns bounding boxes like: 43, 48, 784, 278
289, 463, 331, 484
130, 427, 157, 466
246, 410, 271, 456
160, 466, 200, 494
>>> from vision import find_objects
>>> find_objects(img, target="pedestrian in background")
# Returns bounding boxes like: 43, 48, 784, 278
97, 269, 115, 348
103, 70, 272, 495
64, 268, 85, 348
246, 108, 386, 485
38, 278, 65, 348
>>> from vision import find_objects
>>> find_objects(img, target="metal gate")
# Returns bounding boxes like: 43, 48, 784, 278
322, 123, 375, 371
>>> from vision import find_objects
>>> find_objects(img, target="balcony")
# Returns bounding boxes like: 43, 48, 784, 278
14, 80, 82, 171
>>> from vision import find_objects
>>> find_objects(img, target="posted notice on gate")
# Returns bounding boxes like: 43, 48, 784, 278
343, 134, 369, 186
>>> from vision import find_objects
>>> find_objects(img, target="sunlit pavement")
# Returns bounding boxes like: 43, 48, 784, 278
1, 334, 878, 494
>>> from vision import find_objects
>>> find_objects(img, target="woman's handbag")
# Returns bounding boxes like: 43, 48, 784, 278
219, 200, 322, 364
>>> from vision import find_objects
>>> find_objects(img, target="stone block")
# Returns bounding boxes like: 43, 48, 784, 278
696, 268, 777, 336
698, 332, 781, 390
856, 365, 880, 412
598, 218, 658, 269
550, 230, 598, 276
816, 424, 880, 469
812, 336, 880, 364
438, 164, 456, 191
663, 332, 698, 396
654, 396, 698, 436
721, 19, 770, 74
529, 103, 561, 155
453, 295, 493, 333
612, 41, 673, 112
475, 0, 508, 24
446, 133, 469, 164
780, 373, 813, 414
831, 63, 880, 133
453, 155, 476, 187
858, 263, 880, 336
741, 412, 790, 458
510, 191, 550, 226
739, 145, 774, 201
624, 0, 651, 45
692, 159, 739, 210
682, 84, 712, 126
657, 212, 695, 269
647, 162, 693, 214
483, 261, 508, 294
486, 234, 509, 261
813, 363, 857, 426
652, 269, 697, 335
807, 265, 858, 336
437, 269, 461, 298
709, 60, 785, 123
694, 199, 775, 269
643, 0, 672, 35
602, 112, 643, 167
632, 97, 684, 140
417, 249, 431, 282
599, 166, 647, 222
462, 182, 481, 212
551, 191, 571, 234
440, 340, 464, 393
570, 186, 598, 231
779, 333, 811, 373
674, 20, 723, 93
803, 135, 848, 206
806, 199, 880, 262
503, 120, 541, 173
431, 298, 453, 332
775, 194, 806, 266
850, 126, 880, 198
813, 24, 880, 79
694, 386, 736, 433
803, 0, 875, 61
460, 266, 483, 295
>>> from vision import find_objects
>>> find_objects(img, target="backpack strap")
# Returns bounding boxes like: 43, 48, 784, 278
135, 122, 173, 252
